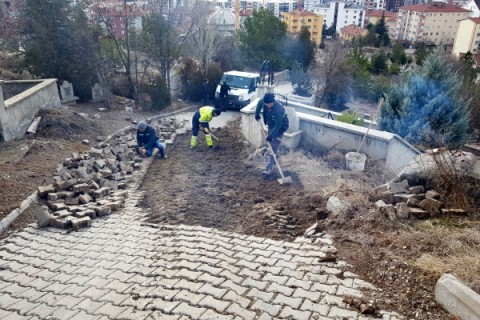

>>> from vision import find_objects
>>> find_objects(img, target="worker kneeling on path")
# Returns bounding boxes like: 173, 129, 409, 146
191, 106, 222, 149
136, 121, 166, 158
255, 93, 289, 175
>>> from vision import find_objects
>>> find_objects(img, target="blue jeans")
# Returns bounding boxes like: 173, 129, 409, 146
145, 140, 165, 157
267, 134, 283, 169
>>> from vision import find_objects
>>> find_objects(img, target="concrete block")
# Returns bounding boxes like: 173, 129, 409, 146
89, 180, 100, 190
55, 178, 76, 192
388, 179, 409, 194
78, 193, 93, 204
53, 210, 72, 218
64, 197, 79, 205
435, 273, 480, 320
73, 183, 90, 193
374, 184, 389, 195
406, 197, 420, 207
94, 205, 112, 217
419, 198, 443, 215
50, 218, 72, 229
375, 200, 387, 208
441, 208, 467, 216
408, 185, 425, 194
409, 207, 429, 219
47, 193, 60, 201
34, 206, 51, 228
378, 191, 395, 204
71, 217, 91, 229
394, 193, 416, 203
89, 147, 103, 158
38, 185, 56, 198
93, 187, 110, 198
48, 201, 67, 212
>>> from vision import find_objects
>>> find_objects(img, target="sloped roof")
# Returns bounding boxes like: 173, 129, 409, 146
365, 9, 396, 18
470, 17, 480, 23
340, 24, 367, 36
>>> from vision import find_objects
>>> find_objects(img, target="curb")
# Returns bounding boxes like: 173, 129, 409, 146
0, 105, 195, 236
435, 273, 480, 320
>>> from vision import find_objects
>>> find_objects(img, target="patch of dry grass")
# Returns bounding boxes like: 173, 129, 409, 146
396, 219, 480, 293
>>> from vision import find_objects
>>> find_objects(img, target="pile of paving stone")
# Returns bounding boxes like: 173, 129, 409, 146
374, 179, 465, 220
34, 117, 180, 230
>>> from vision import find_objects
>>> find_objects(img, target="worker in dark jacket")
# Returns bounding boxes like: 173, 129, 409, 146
219, 80, 230, 111
191, 106, 222, 149
255, 93, 289, 175
136, 121, 166, 158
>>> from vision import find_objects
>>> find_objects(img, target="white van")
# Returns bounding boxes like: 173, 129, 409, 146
215, 71, 260, 110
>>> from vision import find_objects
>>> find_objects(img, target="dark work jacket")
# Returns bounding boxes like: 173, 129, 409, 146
220, 83, 230, 97
255, 99, 289, 139
136, 125, 158, 150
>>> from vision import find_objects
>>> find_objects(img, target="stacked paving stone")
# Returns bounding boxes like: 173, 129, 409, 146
35, 118, 180, 230
374, 179, 465, 220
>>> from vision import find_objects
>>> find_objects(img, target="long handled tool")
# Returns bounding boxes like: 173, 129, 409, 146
260, 125, 292, 185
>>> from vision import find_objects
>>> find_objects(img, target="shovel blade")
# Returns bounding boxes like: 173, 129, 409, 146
277, 176, 293, 185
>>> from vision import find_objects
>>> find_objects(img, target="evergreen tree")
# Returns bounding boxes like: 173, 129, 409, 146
297, 26, 315, 67
375, 13, 390, 47
415, 42, 428, 66
370, 51, 387, 74
391, 43, 407, 65
238, 8, 287, 69
282, 27, 315, 68
290, 61, 313, 97
379, 51, 469, 149
21, 0, 98, 99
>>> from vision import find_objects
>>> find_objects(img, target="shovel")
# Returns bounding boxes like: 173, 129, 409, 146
260, 125, 292, 185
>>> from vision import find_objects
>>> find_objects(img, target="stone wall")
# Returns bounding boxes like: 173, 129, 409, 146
0, 79, 61, 141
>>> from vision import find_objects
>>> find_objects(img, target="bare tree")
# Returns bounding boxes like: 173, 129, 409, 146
90, 0, 139, 98
183, 3, 234, 76
311, 41, 351, 110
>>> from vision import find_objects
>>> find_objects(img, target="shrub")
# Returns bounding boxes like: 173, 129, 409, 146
336, 111, 364, 126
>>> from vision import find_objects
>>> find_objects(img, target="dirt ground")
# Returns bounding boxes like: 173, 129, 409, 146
1, 102, 479, 319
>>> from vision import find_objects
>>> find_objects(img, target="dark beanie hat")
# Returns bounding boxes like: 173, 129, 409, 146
213, 108, 222, 116
264, 93, 275, 103
138, 121, 147, 130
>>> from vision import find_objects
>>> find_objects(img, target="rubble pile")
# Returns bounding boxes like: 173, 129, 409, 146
35, 117, 180, 230
374, 179, 465, 220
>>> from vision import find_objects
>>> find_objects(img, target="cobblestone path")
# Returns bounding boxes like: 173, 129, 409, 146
0, 152, 403, 320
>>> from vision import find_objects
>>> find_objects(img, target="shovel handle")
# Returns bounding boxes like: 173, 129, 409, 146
266, 141, 286, 179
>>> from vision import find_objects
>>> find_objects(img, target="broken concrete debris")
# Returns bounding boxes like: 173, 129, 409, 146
34, 117, 180, 230
374, 179, 464, 220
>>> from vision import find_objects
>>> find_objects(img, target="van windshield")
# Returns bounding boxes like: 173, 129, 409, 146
221, 75, 254, 89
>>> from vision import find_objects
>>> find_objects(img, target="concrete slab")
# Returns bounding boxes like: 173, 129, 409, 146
435, 273, 480, 320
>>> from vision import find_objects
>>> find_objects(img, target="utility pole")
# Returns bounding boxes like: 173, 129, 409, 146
234, 0, 240, 30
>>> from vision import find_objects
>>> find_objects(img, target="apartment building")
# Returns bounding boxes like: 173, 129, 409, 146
452, 17, 480, 56
89, 1, 149, 40
282, 10, 324, 45
462, 0, 480, 17
310, 1, 365, 32
394, 2, 472, 45
236, 0, 298, 18
363, 0, 386, 9
365, 9, 396, 24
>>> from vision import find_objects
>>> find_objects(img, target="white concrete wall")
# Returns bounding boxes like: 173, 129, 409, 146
241, 98, 420, 174
0, 79, 61, 141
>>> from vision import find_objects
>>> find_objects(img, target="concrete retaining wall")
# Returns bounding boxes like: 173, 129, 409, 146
0, 79, 61, 141
241, 98, 420, 174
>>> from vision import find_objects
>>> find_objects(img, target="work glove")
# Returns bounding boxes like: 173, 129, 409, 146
255, 114, 260, 121
266, 135, 273, 143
